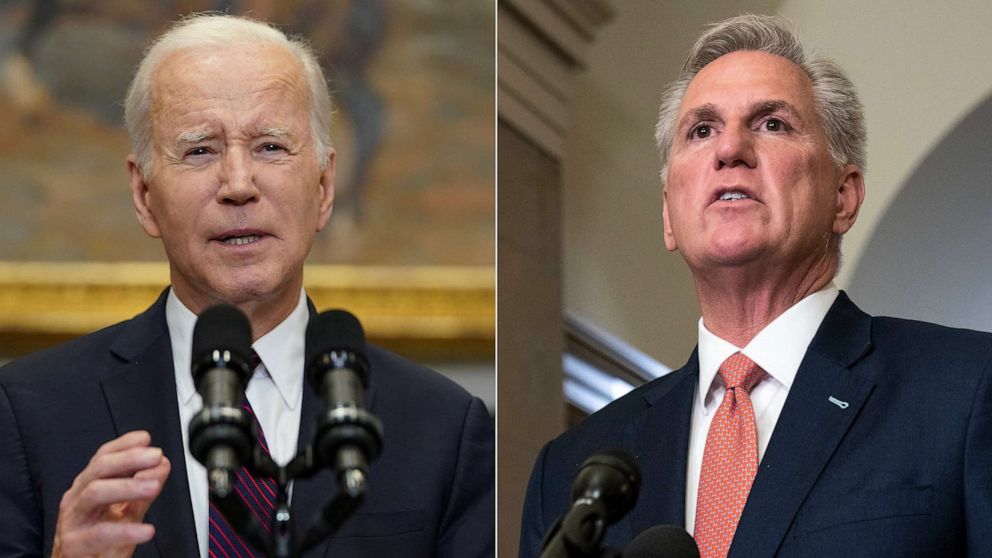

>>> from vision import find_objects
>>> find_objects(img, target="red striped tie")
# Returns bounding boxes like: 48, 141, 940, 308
208, 351, 277, 558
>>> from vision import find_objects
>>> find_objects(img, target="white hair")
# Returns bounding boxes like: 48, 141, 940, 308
655, 14, 866, 183
123, 13, 333, 177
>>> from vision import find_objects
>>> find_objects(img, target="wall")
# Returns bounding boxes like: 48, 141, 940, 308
562, 0, 992, 369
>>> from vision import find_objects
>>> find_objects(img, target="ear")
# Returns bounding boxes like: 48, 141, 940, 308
127, 155, 162, 239
662, 188, 678, 252
315, 148, 336, 232
832, 164, 865, 235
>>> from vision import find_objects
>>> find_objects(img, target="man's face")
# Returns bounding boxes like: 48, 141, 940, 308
128, 43, 334, 313
662, 50, 862, 274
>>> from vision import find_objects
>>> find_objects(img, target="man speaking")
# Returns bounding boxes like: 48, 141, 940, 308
521, 14, 992, 558
0, 14, 493, 558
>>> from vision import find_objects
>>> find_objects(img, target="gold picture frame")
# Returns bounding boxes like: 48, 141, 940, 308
0, 262, 494, 361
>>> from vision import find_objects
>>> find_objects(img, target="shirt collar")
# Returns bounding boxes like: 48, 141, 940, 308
167, 290, 199, 406
251, 292, 308, 410
167, 289, 308, 409
696, 283, 839, 412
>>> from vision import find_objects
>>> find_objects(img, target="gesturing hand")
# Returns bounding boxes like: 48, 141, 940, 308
51, 431, 171, 558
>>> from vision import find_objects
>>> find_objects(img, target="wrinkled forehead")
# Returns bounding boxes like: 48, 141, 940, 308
680, 50, 818, 120
148, 42, 309, 128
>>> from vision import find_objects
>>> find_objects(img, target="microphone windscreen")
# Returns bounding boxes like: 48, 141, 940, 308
306, 309, 369, 373
191, 304, 253, 373
581, 449, 641, 489
573, 449, 642, 523
624, 525, 700, 558
306, 309, 367, 355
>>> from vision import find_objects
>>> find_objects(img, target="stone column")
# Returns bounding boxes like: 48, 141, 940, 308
497, 1, 613, 554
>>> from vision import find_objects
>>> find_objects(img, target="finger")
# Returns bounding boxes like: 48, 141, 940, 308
93, 431, 151, 458
58, 521, 154, 555
75, 446, 164, 489
129, 457, 171, 520
132, 456, 170, 483
61, 450, 167, 532
75, 478, 163, 515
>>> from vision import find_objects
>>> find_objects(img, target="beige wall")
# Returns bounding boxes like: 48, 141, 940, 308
779, 0, 992, 286
562, 0, 992, 367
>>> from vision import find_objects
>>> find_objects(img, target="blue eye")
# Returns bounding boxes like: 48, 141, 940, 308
185, 146, 211, 157
261, 143, 285, 152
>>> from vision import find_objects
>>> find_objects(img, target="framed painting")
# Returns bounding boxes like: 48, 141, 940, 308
0, 0, 494, 361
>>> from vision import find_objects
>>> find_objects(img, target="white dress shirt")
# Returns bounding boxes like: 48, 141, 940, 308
684, 283, 839, 534
166, 289, 308, 558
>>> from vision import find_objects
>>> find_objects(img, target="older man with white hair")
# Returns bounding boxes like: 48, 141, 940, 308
0, 14, 493, 558
521, 14, 992, 558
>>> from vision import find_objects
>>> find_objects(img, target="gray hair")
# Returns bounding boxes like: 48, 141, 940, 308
124, 13, 333, 177
655, 14, 866, 182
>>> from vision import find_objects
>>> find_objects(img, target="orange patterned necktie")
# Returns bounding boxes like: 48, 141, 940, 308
694, 353, 766, 558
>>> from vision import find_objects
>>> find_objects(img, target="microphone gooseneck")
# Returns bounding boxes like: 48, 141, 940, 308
540, 449, 642, 558
188, 304, 254, 497
305, 309, 383, 488
185, 305, 386, 556
571, 450, 641, 523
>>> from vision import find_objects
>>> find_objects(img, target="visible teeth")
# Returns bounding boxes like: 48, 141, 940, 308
224, 235, 260, 246
719, 192, 749, 201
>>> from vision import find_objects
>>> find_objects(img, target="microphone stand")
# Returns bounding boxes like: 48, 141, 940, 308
207, 416, 378, 558
540, 499, 623, 558
193, 307, 383, 558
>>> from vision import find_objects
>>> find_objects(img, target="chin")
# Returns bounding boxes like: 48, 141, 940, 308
207, 268, 287, 305
705, 231, 762, 258
703, 240, 767, 267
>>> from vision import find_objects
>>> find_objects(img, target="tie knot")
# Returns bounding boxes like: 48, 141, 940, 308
249, 349, 261, 371
719, 353, 764, 392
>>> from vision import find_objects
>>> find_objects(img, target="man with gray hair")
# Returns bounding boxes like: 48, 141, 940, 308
521, 14, 992, 558
0, 14, 493, 558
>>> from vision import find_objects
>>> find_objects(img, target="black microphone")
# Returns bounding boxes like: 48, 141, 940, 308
623, 525, 700, 558
188, 304, 254, 497
540, 450, 642, 558
305, 310, 383, 488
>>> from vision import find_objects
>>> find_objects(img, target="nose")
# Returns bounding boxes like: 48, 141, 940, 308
216, 148, 259, 205
714, 123, 757, 170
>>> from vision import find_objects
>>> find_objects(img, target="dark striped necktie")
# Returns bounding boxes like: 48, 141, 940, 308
208, 350, 278, 557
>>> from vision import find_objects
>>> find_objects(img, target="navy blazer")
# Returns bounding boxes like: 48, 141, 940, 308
521, 292, 992, 557
0, 290, 494, 557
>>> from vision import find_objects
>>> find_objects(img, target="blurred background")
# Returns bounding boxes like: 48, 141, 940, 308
499, 0, 992, 553
0, 0, 495, 409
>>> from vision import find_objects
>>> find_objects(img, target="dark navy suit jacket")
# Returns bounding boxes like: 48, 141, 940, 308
521, 292, 992, 557
0, 290, 494, 557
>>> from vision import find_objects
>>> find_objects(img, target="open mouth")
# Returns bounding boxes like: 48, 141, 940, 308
213, 230, 267, 246
713, 187, 758, 204
718, 191, 750, 201
222, 234, 261, 246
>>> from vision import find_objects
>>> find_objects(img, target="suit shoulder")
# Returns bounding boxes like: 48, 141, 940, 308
0, 319, 132, 386
871, 315, 992, 358
365, 344, 479, 408
872, 313, 992, 338
544, 367, 694, 460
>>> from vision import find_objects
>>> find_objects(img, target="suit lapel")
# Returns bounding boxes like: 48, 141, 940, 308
625, 354, 698, 538
99, 292, 199, 558
730, 292, 875, 557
